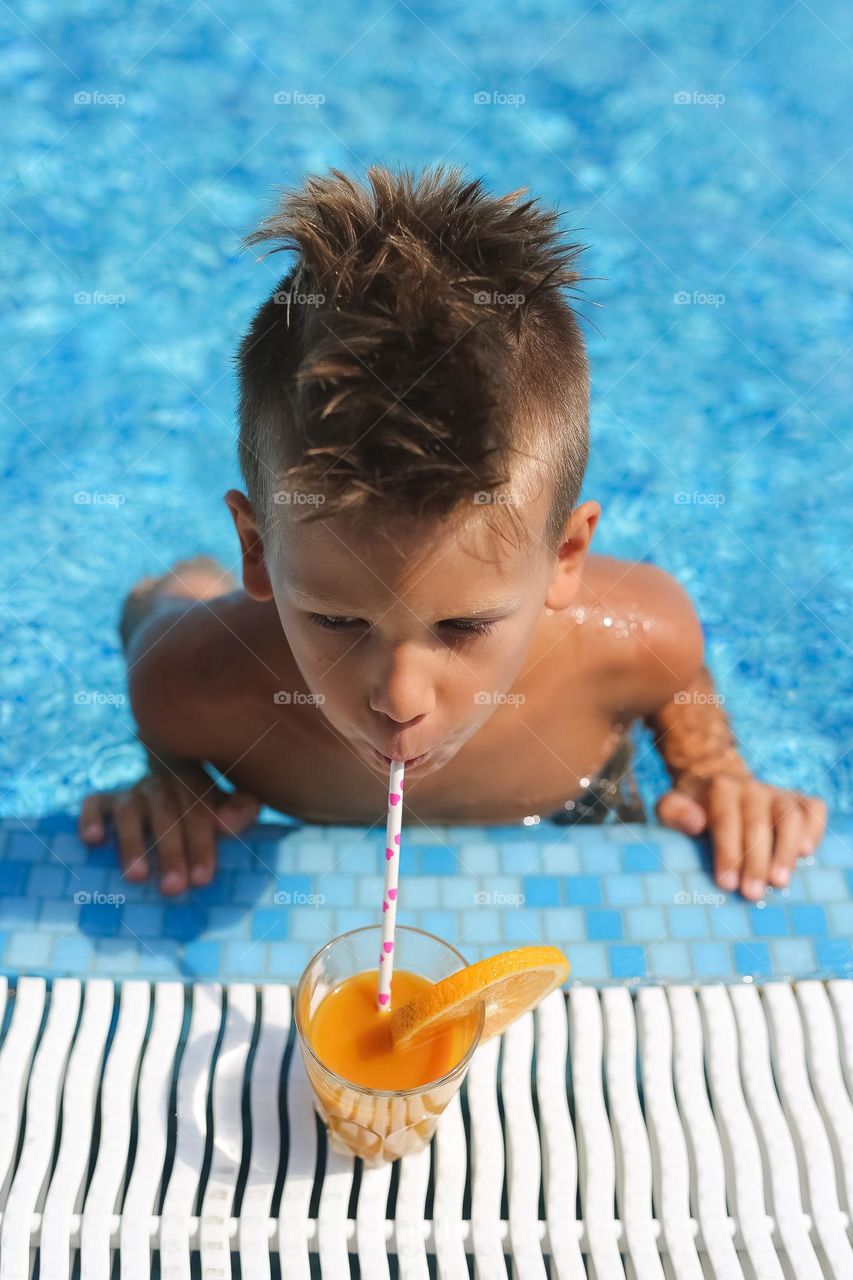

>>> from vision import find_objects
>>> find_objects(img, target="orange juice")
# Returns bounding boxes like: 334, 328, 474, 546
307, 968, 476, 1090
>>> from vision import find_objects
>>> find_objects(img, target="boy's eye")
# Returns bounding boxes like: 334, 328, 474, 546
307, 613, 495, 638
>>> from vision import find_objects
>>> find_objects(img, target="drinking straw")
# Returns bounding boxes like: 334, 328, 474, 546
377, 757, 405, 1010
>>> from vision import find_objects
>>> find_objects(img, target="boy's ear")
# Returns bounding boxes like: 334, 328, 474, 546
224, 490, 274, 601
544, 499, 600, 611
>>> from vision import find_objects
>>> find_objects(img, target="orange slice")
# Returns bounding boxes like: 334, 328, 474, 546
390, 945, 570, 1048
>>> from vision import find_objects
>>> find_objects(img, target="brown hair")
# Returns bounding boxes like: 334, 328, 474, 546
236, 164, 590, 550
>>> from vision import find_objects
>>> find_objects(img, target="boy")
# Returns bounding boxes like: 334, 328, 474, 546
79, 165, 826, 900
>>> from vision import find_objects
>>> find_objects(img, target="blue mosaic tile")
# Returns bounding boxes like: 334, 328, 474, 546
27, 864, 67, 897
93, 940, 139, 975
0, 817, 850, 985
502, 910, 544, 945
579, 844, 621, 875
52, 936, 95, 972
122, 905, 164, 939
789, 904, 827, 936
564, 875, 601, 906
5, 933, 53, 970
457, 844, 500, 876
418, 910, 457, 940
418, 846, 457, 876
643, 873, 685, 905
223, 940, 266, 979
460, 910, 501, 944
815, 938, 853, 972
542, 908, 585, 944
691, 942, 733, 977
586, 909, 623, 942
566, 943, 609, 982
268, 942, 311, 977
183, 941, 223, 978
805, 870, 848, 901
522, 876, 561, 907
647, 942, 692, 980
610, 946, 646, 979
289, 911, 334, 943
162, 906, 206, 942
624, 907, 666, 942
251, 908, 289, 941
734, 942, 772, 977
0, 863, 31, 895
710, 903, 750, 941
771, 938, 817, 976
603, 874, 645, 907
621, 844, 662, 873
749, 906, 789, 937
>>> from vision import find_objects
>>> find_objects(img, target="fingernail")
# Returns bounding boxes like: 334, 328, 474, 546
742, 877, 763, 899
190, 863, 211, 886
718, 870, 738, 890
82, 823, 101, 841
160, 871, 184, 894
772, 867, 790, 886
801, 842, 814, 856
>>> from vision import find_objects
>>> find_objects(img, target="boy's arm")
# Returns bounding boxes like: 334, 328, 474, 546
611, 564, 826, 899
78, 606, 260, 894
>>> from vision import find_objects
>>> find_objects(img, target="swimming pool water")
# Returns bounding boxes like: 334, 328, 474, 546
1, 0, 851, 820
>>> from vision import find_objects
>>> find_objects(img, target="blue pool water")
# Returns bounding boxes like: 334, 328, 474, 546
2, 0, 851, 830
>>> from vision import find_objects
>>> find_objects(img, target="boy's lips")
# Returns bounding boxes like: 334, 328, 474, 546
367, 744, 433, 770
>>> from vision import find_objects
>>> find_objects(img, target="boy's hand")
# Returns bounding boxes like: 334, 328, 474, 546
78, 764, 260, 895
657, 775, 827, 900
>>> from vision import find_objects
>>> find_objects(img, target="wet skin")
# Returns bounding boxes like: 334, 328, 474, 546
80, 482, 826, 900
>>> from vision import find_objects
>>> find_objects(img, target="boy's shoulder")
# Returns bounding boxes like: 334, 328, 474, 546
126, 593, 293, 758
573, 555, 705, 716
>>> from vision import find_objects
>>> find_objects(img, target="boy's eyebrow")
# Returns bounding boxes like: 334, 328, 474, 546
288, 581, 522, 616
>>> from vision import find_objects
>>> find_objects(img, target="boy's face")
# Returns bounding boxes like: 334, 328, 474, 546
227, 478, 598, 780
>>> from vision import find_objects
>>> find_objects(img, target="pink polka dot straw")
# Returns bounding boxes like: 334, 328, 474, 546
377, 758, 405, 1011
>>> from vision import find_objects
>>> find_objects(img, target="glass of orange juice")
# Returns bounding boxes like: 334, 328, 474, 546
295, 925, 484, 1165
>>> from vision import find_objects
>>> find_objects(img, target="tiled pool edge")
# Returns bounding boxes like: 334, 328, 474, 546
1, 814, 852, 986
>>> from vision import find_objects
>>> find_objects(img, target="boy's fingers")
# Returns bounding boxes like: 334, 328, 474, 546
180, 794, 218, 886
800, 795, 827, 854
768, 800, 803, 886
148, 797, 188, 895
706, 777, 742, 890
740, 789, 774, 899
112, 798, 150, 882
216, 792, 260, 834
79, 793, 108, 844
656, 790, 708, 836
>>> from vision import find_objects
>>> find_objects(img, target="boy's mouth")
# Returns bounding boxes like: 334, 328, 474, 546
366, 744, 432, 771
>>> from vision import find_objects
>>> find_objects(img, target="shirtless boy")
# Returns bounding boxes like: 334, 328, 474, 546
79, 164, 826, 901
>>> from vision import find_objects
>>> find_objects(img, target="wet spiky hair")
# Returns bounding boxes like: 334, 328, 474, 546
236, 163, 590, 547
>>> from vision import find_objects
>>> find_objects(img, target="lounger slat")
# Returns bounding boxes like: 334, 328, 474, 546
317, 1146, 354, 1278
1, 979, 80, 1280
239, 984, 290, 1280
0, 977, 46, 1203
160, 983, 222, 1280
602, 988, 664, 1279
431, 1088, 469, 1279
356, 1157, 393, 1279
569, 987, 625, 1279
502, 1012, 546, 1279
728, 984, 823, 1279
40, 979, 114, 1280
467, 1035, 506, 1278
200, 983, 255, 1279
796, 980, 853, 1221
278, 1044, 315, 1279
535, 990, 584, 1280
667, 986, 743, 1279
395, 1142, 431, 1280
761, 982, 853, 1277
120, 982, 186, 1280
80, 980, 150, 1280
